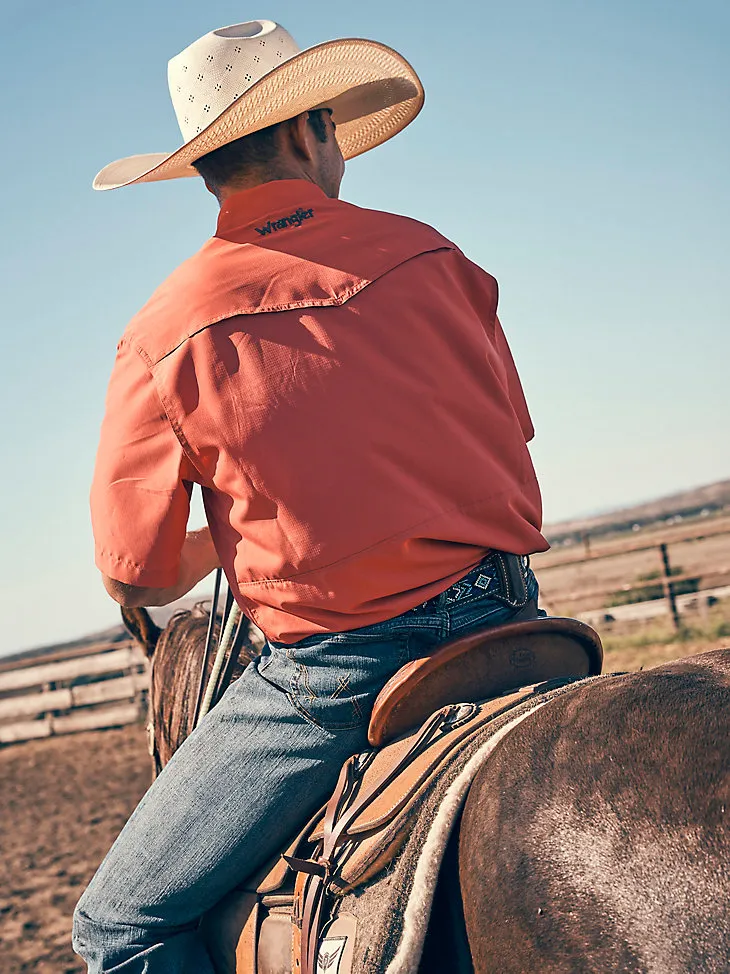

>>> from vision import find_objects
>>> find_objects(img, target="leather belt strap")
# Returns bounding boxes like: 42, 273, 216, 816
493, 551, 529, 607
511, 597, 539, 622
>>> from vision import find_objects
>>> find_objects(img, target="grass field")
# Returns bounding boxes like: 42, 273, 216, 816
599, 606, 730, 671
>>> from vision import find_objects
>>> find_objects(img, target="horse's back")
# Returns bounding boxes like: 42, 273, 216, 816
460, 649, 730, 974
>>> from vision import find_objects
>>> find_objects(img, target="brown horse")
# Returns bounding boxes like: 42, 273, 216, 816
123, 605, 730, 973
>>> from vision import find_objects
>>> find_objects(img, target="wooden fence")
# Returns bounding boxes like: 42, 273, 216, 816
536, 522, 730, 628
0, 641, 149, 746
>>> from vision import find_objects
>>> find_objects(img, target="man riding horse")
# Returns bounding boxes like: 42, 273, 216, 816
73, 20, 548, 972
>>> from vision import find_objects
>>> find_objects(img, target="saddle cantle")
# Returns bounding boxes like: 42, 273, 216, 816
368, 616, 604, 746
202, 616, 604, 974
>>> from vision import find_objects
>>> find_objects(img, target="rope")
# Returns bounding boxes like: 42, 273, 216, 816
196, 602, 242, 725
192, 567, 223, 729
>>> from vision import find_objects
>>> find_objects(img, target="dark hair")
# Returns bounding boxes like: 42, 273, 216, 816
192, 109, 330, 190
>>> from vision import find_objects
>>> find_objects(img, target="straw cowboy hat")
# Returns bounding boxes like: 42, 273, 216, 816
94, 20, 424, 191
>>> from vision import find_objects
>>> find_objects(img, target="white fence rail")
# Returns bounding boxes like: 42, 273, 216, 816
0, 641, 148, 746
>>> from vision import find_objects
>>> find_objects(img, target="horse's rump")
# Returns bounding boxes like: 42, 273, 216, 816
460, 649, 730, 974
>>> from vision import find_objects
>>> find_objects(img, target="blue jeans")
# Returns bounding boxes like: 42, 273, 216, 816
73, 557, 539, 972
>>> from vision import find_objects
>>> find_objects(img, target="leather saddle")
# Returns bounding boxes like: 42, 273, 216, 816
202, 616, 603, 974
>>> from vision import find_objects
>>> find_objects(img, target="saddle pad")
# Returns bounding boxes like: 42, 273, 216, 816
308, 681, 558, 891
336, 676, 603, 974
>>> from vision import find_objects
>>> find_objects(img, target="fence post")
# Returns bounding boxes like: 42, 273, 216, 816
659, 543, 681, 631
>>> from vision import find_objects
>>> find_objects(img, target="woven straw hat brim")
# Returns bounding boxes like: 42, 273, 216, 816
94, 38, 424, 191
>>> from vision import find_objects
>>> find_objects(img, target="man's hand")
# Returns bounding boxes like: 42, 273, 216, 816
102, 527, 222, 608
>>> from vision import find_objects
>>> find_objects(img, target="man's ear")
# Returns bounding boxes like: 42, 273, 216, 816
285, 112, 316, 162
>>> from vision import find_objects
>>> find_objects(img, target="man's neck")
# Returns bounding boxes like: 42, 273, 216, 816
215, 169, 325, 205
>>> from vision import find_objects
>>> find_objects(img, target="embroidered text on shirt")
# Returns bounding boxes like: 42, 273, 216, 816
256, 208, 315, 236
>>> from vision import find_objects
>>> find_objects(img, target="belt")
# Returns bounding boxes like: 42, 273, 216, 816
415, 551, 530, 613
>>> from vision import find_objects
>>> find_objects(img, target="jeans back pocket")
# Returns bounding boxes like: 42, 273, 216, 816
264, 633, 410, 732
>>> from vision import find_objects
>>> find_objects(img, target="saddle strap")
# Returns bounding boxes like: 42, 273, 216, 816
289, 706, 462, 974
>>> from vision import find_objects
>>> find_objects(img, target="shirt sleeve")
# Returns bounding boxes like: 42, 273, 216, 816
90, 337, 197, 587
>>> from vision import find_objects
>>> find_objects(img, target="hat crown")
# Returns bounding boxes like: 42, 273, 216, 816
167, 21, 300, 142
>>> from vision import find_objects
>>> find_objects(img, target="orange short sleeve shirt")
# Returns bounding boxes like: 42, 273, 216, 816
91, 180, 547, 642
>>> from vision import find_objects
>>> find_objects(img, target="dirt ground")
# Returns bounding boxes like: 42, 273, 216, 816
0, 725, 149, 974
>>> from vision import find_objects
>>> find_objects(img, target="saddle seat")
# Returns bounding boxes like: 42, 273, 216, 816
368, 615, 604, 746
203, 615, 604, 974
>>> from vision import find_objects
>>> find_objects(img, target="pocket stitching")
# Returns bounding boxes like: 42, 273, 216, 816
288, 661, 365, 731
287, 691, 363, 732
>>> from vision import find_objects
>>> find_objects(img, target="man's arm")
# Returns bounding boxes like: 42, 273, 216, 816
92, 337, 215, 602
102, 526, 221, 607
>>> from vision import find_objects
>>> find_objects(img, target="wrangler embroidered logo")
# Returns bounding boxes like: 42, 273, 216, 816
255, 207, 315, 235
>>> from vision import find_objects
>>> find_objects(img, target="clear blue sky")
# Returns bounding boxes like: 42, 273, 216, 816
1, 0, 728, 655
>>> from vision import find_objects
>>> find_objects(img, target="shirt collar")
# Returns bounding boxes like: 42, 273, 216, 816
216, 180, 329, 236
